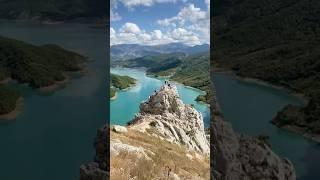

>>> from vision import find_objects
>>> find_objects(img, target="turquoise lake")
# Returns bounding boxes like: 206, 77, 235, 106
0, 22, 107, 180
214, 73, 320, 180
111, 67, 210, 127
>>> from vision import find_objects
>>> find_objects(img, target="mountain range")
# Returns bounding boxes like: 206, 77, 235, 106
111, 43, 209, 61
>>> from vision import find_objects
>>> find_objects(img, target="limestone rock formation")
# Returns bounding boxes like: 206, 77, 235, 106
80, 85, 210, 179
112, 125, 127, 133
128, 85, 210, 154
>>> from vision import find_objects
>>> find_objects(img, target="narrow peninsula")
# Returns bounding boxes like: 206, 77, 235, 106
110, 73, 136, 99
0, 36, 87, 119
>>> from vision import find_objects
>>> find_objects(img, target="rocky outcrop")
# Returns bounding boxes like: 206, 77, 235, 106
212, 117, 296, 180
112, 125, 127, 133
128, 85, 210, 155
80, 85, 210, 179
211, 84, 296, 180
80, 125, 109, 180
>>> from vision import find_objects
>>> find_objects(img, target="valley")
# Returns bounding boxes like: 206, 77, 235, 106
111, 43, 210, 103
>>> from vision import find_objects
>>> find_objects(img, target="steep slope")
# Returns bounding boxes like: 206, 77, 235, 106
81, 85, 210, 179
213, 0, 320, 138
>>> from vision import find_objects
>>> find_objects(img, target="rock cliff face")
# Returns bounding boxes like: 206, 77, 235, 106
211, 84, 296, 180
128, 85, 210, 154
80, 125, 109, 180
80, 84, 210, 179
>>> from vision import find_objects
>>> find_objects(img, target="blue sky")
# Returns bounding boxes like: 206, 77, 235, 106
110, 0, 210, 46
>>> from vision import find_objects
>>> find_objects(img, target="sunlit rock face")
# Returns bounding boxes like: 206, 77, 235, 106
129, 85, 210, 155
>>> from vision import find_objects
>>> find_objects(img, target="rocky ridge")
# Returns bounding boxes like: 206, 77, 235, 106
128, 85, 210, 155
80, 84, 210, 179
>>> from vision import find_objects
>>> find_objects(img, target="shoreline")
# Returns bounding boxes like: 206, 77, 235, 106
110, 81, 137, 101
0, 97, 23, 120
282, 125, 320, 144
112, 67, 209, 105
146, 71, 209, 104
39, 75, 71, 92
214, 68, 320, 143
39, 65, 88, 92
110, 92, 118, 100
0, 78, 11, 84
214, 69, 308, 104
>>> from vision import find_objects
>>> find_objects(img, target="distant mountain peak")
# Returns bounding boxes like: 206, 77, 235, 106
111, 43, 209, 61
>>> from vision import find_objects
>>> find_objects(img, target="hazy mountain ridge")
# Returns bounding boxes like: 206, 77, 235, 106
111, 43, 209, 61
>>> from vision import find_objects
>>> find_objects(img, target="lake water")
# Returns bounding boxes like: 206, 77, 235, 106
0, 22, 107, 180
111, 67, 210, 127
213, 73, 320, 180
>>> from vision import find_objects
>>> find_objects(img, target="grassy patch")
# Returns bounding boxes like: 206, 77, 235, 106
110, 129, 210, 179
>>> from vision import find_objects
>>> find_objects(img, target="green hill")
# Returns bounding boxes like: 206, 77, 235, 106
0, 85, 19, 115
115, 52, 210, 103
0, 36, 87, 115
110, 74, 136, 98
213, 0, 320, 135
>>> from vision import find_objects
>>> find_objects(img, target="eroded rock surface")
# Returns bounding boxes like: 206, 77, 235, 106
128, 85, 210, 154
80, 125, 109, 180
80, 85, 210, 179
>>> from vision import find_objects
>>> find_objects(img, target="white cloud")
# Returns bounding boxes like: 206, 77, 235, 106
157, 3, 209, 44
151, 30, 162, 40
120, 22, 141, 34
111, 23, 201, 46
110, 2, 209, 46
157, 4, 206, 26
111, 10, 122, 21
111, 0, 185, 18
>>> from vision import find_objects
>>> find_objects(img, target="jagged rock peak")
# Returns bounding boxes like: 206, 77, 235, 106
129, 84, 210, 155
140, 85, 183, 115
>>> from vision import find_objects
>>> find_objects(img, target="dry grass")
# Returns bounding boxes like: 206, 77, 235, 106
110, 128, 210, 180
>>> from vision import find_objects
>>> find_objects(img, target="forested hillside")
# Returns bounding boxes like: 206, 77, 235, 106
213, 0, 320, 134
115, 52, 210, 103
0, 36, 87, 115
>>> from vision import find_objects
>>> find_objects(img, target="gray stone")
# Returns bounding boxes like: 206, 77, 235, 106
128, 85, 210, 155
112, 125, 127, 133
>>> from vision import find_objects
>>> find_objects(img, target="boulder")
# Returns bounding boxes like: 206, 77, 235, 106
112, 125, 127, 133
